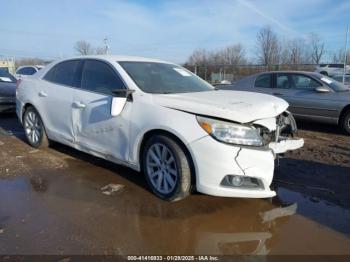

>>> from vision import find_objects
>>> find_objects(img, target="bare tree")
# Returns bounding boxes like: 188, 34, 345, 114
15, 58, 50, 68
74, 40, 94, 55
309, 33, 325, 64
95, 46, 107, 55
187, 48, 208, 66
332, 48, 350, 63
220, 44, 246, 65
288, 38, 311, 65
256, 26, 280, 65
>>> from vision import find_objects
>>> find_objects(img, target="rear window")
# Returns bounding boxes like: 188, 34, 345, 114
17, 67, 37, 75
44, 60, 82, 87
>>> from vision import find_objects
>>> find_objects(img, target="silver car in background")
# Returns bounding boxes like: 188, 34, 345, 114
221, 71, 350, 134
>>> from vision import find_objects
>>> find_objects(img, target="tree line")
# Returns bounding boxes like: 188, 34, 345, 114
185, 25, 350, 67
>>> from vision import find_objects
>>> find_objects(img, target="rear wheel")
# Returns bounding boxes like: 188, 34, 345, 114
23, 107, 49, 148
142, 135, 192, 201
320, 71, 328, 76
342, 110, 350, 135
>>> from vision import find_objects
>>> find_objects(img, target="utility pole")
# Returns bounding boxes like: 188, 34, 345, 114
104, 37, 110, 55
343, 27, 349, 84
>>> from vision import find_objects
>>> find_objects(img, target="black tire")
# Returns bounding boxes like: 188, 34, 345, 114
23, 106, 50, 148
341, 110, 350, 135
320, 71, 328, 76
142, 135, 192, 201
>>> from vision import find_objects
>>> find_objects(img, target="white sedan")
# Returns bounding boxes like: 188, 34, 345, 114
16, 55, 303, 201
15, 65, 44, 79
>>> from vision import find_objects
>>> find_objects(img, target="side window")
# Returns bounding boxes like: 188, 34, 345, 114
331, 64, 343, 69
254, 74, 271, 88
26, 67, 37, 75
17, 67, 36, 75
276, 74, 291, 89
291, 74, 321, 90
44, 60, 82, 87
44, 66, 56, 82
81, 60, 125, 95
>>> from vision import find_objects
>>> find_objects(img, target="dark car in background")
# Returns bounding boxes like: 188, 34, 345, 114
220, 71, 350, 134
0, 69, 17, 112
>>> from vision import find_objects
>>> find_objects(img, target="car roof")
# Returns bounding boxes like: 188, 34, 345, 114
56, 55, 175, 65
259, 70, 315, 74
253, 71, 324, 77
34, 55, 178, 79
17, 65, 41, 69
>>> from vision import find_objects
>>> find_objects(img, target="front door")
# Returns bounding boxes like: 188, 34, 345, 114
72, 59, 131, 162
273, 73, 338, 120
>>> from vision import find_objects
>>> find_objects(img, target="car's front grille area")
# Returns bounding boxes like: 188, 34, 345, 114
276, 111, 297, 138
256, 111, 298, 145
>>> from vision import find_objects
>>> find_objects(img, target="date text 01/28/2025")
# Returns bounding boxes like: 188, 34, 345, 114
127, 255, 219, 261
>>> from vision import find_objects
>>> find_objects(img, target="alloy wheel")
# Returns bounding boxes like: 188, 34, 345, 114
146, 143, 178, 194
24, 111, 42, 144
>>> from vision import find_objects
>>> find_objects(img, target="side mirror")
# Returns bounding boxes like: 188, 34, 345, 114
315, 86, 330, 93
110, 89, 135, 116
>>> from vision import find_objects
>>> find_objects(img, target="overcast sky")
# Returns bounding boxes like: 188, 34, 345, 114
1, 0, 349, 63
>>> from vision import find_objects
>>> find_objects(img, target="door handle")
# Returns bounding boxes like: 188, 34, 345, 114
73, 101, 86, 109
38, 91, 47, 97
273, 92, 284, 96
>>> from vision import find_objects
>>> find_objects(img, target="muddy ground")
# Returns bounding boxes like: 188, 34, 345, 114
0, 113, 349, 255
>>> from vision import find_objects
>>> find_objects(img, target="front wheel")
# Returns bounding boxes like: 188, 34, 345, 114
142, 135, 192, 201
23, 106, 49, 148
342, 110, 350, 135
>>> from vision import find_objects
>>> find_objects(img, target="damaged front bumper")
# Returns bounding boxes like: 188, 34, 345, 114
189, 111, 304, 198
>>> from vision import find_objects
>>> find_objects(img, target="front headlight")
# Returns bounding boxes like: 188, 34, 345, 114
196, 116, 263, 146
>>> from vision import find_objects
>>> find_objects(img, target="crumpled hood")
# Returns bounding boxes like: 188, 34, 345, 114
153, 90, 289, 123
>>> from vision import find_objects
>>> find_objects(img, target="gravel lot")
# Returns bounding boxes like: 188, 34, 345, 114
0, 113, 349, 255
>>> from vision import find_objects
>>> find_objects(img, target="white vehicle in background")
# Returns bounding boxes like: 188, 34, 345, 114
15, 65, 44, 79
315, 63, 350, 76
16, 55, 303, 201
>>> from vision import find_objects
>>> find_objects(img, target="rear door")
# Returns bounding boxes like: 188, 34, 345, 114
39, 60, 83, 143
72, 59, 131, 162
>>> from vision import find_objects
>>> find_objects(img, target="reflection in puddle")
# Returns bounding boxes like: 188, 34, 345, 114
0, 171, 349, 255
194, 203, 297, 255
276, 187, 350, 235
30, 176, 48, 193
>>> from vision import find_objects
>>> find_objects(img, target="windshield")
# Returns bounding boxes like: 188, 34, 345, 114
333, 75, 350, 83
316, 75, 349, 92
119, 62, 214, 94
0, 69, 17, 83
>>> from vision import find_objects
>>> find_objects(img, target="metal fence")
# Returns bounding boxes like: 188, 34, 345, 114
184, 64, 318, 84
